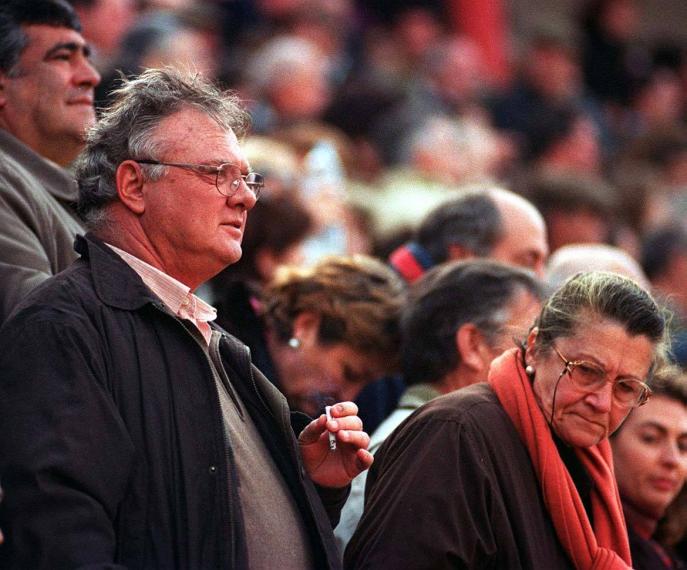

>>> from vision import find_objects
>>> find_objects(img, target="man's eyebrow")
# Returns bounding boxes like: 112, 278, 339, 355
44, 42, 91, 60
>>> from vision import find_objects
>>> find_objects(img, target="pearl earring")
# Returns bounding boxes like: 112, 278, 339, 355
525, 365, 535, 377
288, 337, 301, 350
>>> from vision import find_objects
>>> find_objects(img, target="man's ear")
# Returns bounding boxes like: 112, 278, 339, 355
115, 160, 147, 215
455, 323, 490, 374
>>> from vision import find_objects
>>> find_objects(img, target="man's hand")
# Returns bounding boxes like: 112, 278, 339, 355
298, 402, 373, 488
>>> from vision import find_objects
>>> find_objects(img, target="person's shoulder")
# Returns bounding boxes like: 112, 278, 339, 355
419, 383, 500, 418
2, 261, 96, 330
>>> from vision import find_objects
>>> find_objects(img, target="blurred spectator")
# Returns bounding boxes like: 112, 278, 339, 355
641, 224, 687, 367
371, 35, 490, 165
523, 172, 619, 254
274, 122, 374, 260
69, 0, 137, 72
628, 67, 685, 139
335, 259, 544, 553
354, 115, 510, 240
245, 34, 332, 133
611, 364, 687, 569
96, 7, 219, 106
287, 0, 357, 86
580, 0, 650, 109
546, 243, 649, 291
488, 20, 608, 161
387, 185, 548, 283
522, 104, 603, 176
259, 255, 406, 416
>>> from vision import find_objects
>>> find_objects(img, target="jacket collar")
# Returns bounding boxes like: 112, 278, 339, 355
75, 233, 162, 311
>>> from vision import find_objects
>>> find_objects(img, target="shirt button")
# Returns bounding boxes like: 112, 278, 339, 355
209, 465, 217, 475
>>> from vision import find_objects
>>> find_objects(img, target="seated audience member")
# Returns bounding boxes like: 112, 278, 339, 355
388, 186, 548, 283
0, 68, 371, 569
641, 224, 687, 367
611, 364, 687, 569
346, 271, 667, 569
260, 255, 407, 416
546, 243, 649, 291
212, 191, 314, 386
0, 0, 100, 323
335, 259, 544, 552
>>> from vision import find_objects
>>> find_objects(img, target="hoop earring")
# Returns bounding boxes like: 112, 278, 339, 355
288, 337, 301, 350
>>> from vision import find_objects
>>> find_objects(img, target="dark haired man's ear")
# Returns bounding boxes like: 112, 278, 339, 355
456, 323, 490, 374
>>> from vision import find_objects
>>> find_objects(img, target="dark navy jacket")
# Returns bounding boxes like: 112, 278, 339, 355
0, 234, 345, 569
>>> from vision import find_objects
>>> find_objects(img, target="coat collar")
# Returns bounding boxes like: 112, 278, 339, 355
75, 233, 162, 311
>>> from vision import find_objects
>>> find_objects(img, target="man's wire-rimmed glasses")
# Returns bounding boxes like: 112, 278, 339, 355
134, 159, 264, 200
552, 345, 652, 408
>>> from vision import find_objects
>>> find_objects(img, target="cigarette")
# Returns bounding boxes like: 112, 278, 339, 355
325, 405, 337, 451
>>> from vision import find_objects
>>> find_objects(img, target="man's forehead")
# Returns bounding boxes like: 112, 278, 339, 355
22, 24, 87, 55
154, 110, 246, 165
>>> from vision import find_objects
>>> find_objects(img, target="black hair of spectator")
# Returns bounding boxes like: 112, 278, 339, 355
0, 0, 80, 73
401, 259, 544, 386
416, 192, 502, 264
641, 224, 687, 281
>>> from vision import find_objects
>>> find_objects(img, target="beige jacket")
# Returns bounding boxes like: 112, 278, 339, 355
0, 129, 84, 324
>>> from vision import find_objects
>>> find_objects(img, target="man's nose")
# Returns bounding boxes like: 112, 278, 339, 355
75, 56, 101, 88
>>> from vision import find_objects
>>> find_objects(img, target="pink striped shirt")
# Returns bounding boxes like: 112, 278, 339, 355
106, 244, 217, 344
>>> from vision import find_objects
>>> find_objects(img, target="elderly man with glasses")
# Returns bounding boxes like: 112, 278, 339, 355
0, 68, 372, 569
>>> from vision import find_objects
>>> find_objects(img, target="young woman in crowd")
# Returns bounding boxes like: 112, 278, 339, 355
612, 364, 687, 569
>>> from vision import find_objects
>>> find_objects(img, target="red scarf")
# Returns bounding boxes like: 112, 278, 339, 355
487, 348, 632, 569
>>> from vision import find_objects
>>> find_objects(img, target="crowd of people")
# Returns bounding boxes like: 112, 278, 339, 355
1, 0, 687, 568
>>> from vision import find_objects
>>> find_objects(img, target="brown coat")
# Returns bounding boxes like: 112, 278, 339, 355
345, 383, 574, 569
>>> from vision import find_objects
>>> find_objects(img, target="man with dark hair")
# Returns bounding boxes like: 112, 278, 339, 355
336, 259, 544, 551
0, 0, 100, 323
0, 68, 370, 568
389, 186, 548, 282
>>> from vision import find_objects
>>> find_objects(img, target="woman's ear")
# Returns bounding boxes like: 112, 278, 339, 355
290, 312, 321, 347
525, 326, 539, 366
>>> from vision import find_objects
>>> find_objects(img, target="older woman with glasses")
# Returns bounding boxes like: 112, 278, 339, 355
346, 271, 668, 570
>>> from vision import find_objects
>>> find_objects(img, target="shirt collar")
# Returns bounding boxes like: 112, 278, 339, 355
105, 243, 217, 324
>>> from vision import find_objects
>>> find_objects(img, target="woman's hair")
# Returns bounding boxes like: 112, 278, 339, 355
531, 271, 668, 368
261, 255, 407, 363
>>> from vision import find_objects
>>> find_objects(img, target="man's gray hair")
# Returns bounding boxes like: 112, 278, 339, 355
75, 67, 250, 229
